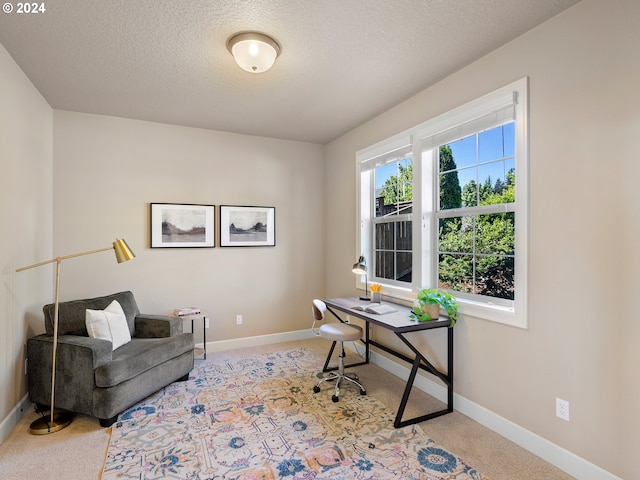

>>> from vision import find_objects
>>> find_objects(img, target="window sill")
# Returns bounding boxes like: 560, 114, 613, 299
359, 282, 527, 329
458, 297, 526, 329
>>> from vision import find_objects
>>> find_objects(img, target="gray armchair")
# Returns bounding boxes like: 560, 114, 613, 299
27, 291, 194, 427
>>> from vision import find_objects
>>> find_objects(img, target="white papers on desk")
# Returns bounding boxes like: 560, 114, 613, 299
351, 303, 397, 315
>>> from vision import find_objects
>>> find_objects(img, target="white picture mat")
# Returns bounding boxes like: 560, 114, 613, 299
220, 206, 275, 247
151, 203, 215, 247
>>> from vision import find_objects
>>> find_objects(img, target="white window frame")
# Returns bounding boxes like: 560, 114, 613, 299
356, 78, 528, 328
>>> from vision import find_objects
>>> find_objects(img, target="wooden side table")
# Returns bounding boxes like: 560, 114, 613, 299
174, 311, 207, 360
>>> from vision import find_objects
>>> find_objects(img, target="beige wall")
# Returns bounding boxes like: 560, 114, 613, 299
52, 111, 325, 343
0, 45, 53, 427
324, 1, 639, 478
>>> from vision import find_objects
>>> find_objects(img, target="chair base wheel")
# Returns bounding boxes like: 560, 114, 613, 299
360, 389, 367, 395
313, 386, 320, 393
332, 395, 339, 403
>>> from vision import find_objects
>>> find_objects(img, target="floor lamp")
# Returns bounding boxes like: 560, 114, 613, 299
16, 239, 135, 435
352, 255, 370, 301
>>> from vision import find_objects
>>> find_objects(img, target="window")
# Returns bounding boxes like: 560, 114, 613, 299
436, 123, 515, 300
357, 78, 528, 328
374, 154, 413, 284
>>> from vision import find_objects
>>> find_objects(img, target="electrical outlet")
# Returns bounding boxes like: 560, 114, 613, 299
556, 397, 570, 421
236, 314, 243, 325
204, 317, 209, 328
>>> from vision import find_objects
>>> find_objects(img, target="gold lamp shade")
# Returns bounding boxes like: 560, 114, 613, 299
113, 238, 135, 263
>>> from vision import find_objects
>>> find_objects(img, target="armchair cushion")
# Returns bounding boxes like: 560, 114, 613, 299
135, 314, 182, 338
86, 300, 131, 350
95, 334, 194, 387
43, 291, 139, 337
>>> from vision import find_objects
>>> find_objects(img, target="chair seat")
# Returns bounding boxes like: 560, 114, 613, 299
95, 335, 194, 388
319, 322, 362, 342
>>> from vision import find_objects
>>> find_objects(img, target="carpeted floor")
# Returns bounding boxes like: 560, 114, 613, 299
103, 347, 487, 479
0, 338, 574, 480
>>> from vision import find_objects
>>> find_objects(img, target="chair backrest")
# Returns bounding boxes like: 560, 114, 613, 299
311, 299, 326, 336
312, 299, 326, 321
43, 290, 140, 337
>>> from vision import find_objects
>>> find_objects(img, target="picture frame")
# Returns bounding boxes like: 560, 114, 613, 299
220, 205, 276, 247
150, 203, 215, 248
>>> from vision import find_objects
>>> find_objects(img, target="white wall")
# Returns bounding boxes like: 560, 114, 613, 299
52, 111, 325, 343
0, 44, 53, 434
324, 1, 639, 478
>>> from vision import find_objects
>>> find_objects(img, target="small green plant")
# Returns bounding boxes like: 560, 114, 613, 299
410, 288, 458, 327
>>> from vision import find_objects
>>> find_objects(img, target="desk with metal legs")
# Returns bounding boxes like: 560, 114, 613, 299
323, 297, 453, 428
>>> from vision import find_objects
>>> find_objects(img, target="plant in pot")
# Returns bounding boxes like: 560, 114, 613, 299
410, 288, 458, 327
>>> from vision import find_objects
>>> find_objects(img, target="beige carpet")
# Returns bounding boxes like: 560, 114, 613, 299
0, 338, 574, 480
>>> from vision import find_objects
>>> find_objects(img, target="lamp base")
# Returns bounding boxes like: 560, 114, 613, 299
359, 295, 371, 301
29, 411, 72, 435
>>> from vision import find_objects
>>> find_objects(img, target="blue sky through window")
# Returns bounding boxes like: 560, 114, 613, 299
446, 122, 515, 198
373, 122, 515, 198
375, 157, 412, 195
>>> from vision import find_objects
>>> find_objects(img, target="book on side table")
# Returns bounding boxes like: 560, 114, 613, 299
175, 307, 201, 316
351, 303, 397, 315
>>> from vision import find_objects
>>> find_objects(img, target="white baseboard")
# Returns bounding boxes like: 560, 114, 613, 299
368, 350, 621, 480
0, 394, 32, 445
203, 329, 315, 352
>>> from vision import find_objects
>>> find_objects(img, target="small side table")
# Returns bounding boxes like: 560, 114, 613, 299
174, 311, 207, 360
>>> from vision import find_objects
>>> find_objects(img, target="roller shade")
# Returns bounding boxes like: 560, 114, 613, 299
358, 136, 412, 173
419, 92, 517, 151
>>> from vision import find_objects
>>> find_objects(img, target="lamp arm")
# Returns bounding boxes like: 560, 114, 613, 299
16, 246, 113, 272
59, 246, 113, 261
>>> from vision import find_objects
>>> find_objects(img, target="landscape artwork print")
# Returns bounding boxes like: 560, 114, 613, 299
150, 203, 215, 248
220, 205, 275, 247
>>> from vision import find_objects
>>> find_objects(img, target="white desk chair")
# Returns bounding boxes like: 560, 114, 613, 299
311, 299, 366, 402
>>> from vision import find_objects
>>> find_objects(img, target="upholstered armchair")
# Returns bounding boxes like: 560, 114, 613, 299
27, 291, 194, 426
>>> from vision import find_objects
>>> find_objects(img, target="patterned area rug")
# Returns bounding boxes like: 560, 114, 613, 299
103, 348, 488, 479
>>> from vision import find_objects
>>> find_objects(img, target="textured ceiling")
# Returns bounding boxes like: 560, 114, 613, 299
0, 0, 580, 144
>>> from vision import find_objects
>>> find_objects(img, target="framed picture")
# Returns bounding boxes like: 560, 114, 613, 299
150, 203, 215, 248
220, 205, 276, 247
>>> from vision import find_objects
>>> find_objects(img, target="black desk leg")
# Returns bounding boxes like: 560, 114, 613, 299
392, 329, 454, 428
323, 341, 338, 372
395, 355, 422, 428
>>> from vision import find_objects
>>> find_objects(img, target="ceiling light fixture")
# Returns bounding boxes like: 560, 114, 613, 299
227, 31, 281, 73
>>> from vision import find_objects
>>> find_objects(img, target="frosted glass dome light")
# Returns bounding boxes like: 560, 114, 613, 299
227, 32, 281, 73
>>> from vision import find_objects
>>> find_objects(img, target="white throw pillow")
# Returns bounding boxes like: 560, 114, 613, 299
85, 300, 131, 350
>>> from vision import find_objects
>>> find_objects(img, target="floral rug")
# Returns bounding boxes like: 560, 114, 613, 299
102, 348, 488, 479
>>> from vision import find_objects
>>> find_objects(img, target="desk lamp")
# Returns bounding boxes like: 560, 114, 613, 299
16, 239, 135, 434
352, 255, 370, 301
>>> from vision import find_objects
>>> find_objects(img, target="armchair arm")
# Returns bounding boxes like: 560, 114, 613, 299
27, 334, 113, 412
134, 314, 183, 338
